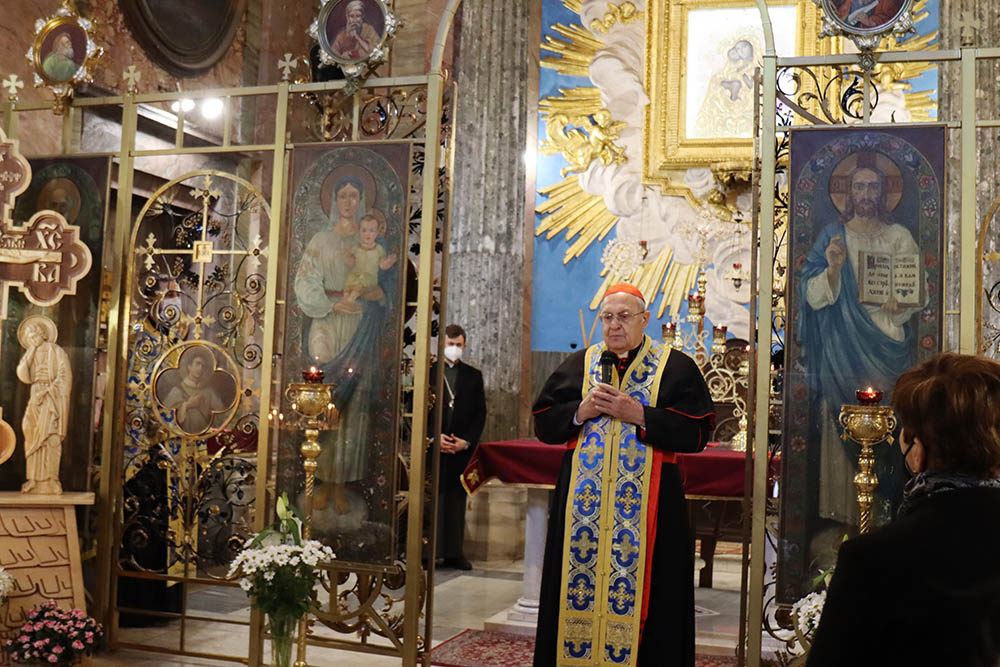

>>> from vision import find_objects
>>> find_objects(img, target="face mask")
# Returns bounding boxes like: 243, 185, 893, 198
444, 345, 463, 363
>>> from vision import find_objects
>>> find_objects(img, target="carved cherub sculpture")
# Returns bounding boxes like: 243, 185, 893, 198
541, 109, 627, 177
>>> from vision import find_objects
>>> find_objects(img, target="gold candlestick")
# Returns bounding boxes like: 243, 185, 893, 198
285, 375, 337, 667
838, 402, 896, 534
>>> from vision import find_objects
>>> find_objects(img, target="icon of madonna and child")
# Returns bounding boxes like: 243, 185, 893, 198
285, 144, 409, 563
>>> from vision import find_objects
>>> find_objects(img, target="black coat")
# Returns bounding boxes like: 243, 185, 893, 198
429, 360, 486, 492
807, 486, 1000, 667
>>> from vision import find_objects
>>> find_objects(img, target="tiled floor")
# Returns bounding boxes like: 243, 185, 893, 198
94, 547, 759, 665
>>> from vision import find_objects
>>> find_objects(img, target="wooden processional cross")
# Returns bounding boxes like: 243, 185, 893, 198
0, 127, 92, 462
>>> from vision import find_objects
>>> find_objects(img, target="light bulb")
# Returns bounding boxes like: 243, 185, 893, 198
170, 98, 195, 113
202, 97, 224, 119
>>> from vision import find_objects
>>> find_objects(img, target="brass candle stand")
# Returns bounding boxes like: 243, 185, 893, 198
284, 374, 338, 667
838, 403, 896, 534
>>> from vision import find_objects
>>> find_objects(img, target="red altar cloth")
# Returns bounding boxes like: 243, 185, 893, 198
461, 439, 772, 497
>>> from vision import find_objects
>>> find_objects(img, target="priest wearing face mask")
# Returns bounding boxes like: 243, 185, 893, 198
429, 323, 487, 570
532, 284, 715, 667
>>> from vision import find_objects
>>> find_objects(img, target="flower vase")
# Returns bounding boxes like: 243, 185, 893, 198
267, 612, 299, 667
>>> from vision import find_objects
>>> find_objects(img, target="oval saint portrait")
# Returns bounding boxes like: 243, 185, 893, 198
823, 0, 908, 34
36, 19, 88, 83
317, 0, 388, 66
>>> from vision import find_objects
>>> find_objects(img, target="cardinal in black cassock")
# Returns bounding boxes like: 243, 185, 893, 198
532, 284, 714, 667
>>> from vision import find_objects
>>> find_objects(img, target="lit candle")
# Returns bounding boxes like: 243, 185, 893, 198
662, 322, 675, 343
856, 386, 883, 405
302, 365, 325, 383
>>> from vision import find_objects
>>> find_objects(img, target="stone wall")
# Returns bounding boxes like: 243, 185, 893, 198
938, 1, 1000, 351
448, 0, 536, 443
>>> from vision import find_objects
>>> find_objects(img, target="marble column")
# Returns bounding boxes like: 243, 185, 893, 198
448, 0, 538, 441
507, 487, 550, 623
938, 1, 1000, 351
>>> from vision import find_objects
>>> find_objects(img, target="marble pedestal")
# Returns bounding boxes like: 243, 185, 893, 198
484, 487, 550, 636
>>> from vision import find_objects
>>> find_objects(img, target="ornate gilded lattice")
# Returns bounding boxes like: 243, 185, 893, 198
980, 195, 1000, 358
296, 85, 432, 143
120, 171, 269, 582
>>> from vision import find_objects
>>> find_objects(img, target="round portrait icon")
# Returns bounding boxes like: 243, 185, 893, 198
152, 343, 240, 437
822, 0, 909, 34
36, 178, 83, 224
34, 18, 88, 84
317, 0, 389, 66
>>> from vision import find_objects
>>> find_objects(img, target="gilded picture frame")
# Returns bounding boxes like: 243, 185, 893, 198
279, 142, 412, 566
778, 125, 946, 602
27, 4, 102, 112
644, 0, 832, 188
313, 0, 398, 73
820, 0, 912, 35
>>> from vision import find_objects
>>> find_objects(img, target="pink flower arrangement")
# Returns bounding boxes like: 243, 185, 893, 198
3, 601, 102, 665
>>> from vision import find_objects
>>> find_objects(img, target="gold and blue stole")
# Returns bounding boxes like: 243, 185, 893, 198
557, 336, 671, 666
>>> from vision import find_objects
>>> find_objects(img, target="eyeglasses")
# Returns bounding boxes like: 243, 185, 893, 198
599, 311, 643, 325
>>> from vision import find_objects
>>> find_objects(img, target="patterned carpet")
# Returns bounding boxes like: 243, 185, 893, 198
430, 629, 739, 666
431, 630, 534, 667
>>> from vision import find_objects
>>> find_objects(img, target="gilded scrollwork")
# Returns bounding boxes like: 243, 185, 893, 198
588, 1, 642, 34
120, 170, 270, 581
26, 0, 103, 114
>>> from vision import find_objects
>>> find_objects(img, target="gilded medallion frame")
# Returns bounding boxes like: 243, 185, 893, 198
644, 0, 831, 187
820, 0, 912, 36
27, 1, 103, 113
310, 0, 400, 81
149, 341, 242, 439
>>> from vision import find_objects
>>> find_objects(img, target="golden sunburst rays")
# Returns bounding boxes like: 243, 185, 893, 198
536, 18, 697, 317
542, 22, 604, 77
539, 86, 603, 117
536, 177, 619, 262
536, 174, 698, 318
588, 245, 700, 319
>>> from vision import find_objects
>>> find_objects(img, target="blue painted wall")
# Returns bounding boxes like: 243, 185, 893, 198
530, 0, 940, 353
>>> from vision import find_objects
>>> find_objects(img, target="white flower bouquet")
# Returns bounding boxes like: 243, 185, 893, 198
791, 589, 826, 641
228, 493, 334, 667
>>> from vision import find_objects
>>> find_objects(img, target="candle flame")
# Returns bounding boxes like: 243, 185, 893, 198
310, 366, 317, 373
865, 386, 874, 394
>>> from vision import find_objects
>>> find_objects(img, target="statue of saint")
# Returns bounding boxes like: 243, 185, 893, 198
16, 315, 71, 495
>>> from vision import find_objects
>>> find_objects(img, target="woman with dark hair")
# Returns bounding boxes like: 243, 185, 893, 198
807, 353, 1000, 666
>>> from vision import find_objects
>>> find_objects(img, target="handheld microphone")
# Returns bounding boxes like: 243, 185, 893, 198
600, 350, 617, 385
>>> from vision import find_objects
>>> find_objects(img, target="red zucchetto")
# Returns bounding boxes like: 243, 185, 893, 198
605, 283, 645, 303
